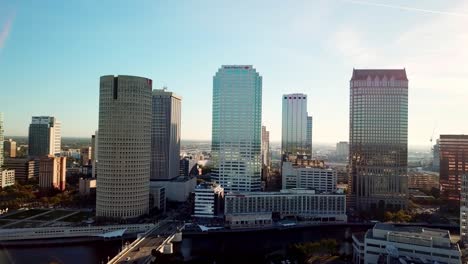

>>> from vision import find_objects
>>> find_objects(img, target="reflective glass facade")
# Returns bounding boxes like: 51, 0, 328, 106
211, 65, 262, 192
439, 135, 468, 203
349, 69, 408, 211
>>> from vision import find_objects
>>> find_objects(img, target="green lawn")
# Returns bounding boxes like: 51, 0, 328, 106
3, 209, 49, 220
61, 211, 93, 223
8, 221, 43, 228
33, 210, 75, 221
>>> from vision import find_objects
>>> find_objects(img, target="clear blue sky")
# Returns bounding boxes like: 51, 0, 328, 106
1, 0, 468, 146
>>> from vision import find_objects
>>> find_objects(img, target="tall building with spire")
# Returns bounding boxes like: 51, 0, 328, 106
96, 75, 152, 219
348, 69, 408, 211
211, 65, 262, 192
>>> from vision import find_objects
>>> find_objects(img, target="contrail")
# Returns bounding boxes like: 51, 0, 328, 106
345, 0, 468, 17
0, 15, 14, 51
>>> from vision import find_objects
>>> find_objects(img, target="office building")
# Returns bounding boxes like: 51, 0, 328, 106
439, 135, 468, 203
282, 94, 312, 159
262, 126, 270, 167
0, 170, 15, 188
149, 185, 166, 212
407, 171, 439, 191
4, 139, 16, 158
91, 131, 98, 178
3, 158, 38, 182
348, 69, 408, 211
96, 75, 152, 219
0, 113, 3, 168
152, 176, 196, 202
28, 116, 61, 157
336, 141, 349, 159
80, 147, 92, 166
39, 156, 66, 191
224, 189, 346, 222
211, 65, 262, 192
151, 88, 182, 181
352, 223, 461, 264
79, 178, 96, 195
282, 161, 337, 192
193, 182, 224, 218
461, 174, 468, 243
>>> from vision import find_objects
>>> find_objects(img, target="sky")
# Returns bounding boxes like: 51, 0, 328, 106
1, 0, 468, 147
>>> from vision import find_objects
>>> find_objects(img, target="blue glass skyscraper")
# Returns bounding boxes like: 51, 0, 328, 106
211, 65, 262, 192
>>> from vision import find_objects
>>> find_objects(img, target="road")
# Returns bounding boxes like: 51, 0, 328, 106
113, 221, 179, 264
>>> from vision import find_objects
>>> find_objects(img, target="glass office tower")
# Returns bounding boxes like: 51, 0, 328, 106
281, 94, 312, 159
211, 65, 262, 192
349, 69, 408, 211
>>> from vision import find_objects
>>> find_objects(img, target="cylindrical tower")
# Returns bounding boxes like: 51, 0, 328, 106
96, 75, 152, 219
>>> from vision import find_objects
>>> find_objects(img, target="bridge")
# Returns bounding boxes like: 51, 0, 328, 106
108, 220, 184, 264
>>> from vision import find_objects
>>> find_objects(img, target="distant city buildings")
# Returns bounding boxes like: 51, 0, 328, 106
39, 156, 66, 191
0, 170, 15, 188
91, 131, 98, 178
79, 178, 96, 195
224, 189, 346, 222
4, 139, 16, 158
335, 141, 349, 159
281, 93, 312, 159
151, 88, 182, 181
352, 224, 461, 264
28, 116, 61, 157
407, 171, 439, 191
3, 158, 38, 183
439, 135, 468, 203
96, 75, 152, 219
80, 147, 92, 166
348, 69, 408, 211
282, 161, 336, 192
0, 113, 3, 168
193, 182, 224, 218
433, 139, 440, 172
211, 65, 262, 192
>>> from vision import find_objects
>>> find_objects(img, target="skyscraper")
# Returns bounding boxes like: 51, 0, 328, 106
336, 141, 349, 159
282, 93, 312, 160
349, 69, 408, 211
0, 113, 3, 168
212, 65, 262, 192
91, 131, 98, 178
439, 135, 468, 203
261, 126, 270, 167
151, 88, 182, 181
96, 75, 152, 219
28, 116, 61, 157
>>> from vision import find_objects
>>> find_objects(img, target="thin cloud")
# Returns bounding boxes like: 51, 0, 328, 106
0, 14, 14, 51
344, 0, 468, 17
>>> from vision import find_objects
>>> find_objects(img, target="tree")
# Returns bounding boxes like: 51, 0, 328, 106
384, 211, 394, 222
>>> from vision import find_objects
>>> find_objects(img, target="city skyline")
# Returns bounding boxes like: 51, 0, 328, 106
1, 1, 468, 145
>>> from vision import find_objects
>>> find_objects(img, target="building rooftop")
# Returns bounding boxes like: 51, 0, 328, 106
195, 182, 221, 190
226, 188, 344, 196
351, 69, 408, 81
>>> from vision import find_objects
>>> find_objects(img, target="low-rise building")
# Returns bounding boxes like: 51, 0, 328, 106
152, 176, 196, 202
224, 189, 346, 222
282, 161, 337, 192
352, 223, 461, 264
193, 182, 224, 218
408, 171, 439, 191
0, 170, 15, 188
149, 184, 166, 212
79, 178, 96, 195
4, 158, 38, 182
225, 213, 272, 229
